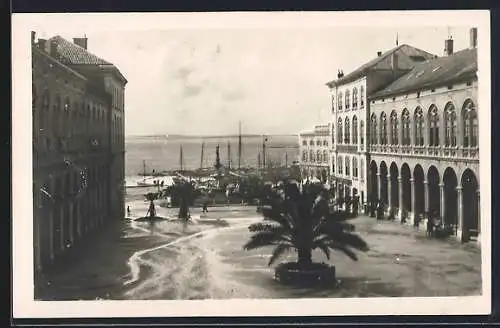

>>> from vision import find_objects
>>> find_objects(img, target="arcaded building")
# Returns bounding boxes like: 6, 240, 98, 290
298, 124, 332, 182
32, 32, 127, 274
367, 29, 479, 242
326, 44, 436, 207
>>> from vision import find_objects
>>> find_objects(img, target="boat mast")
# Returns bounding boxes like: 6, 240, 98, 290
238, 121, 242, 170
200, 141, 205, 170
143, 160, 146, 176
227, 141, 231, 170
180, 144, 184, 171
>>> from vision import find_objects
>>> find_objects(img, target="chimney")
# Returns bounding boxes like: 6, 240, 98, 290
391, 53, 399, 70
377, 51, 382, 57
31, 31, 36, 45
444, 37, 454, 56
50, 40, 58, 57
73, 37, 88, 50
469, 27, 477, 48
38, 38, 47, 52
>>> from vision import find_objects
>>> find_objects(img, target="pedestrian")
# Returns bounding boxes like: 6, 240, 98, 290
426, 214, 434, 237
127, 205, 131, 217
147, 200, 156, 218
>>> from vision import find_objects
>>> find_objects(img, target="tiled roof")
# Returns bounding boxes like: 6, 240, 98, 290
326, 44, 436, 87
48, 35, 112, 65
370, 47, 477, 99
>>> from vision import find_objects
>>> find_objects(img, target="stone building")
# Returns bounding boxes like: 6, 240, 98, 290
367, 29, 479, 242
298, 123, 332, 182
326, 44, 436, 208
32, 32, 127, 275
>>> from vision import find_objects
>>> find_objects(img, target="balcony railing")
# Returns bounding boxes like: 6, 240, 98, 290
369, 144, 479, 161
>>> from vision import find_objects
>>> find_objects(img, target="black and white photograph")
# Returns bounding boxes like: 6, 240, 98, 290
12, 10, 491, 318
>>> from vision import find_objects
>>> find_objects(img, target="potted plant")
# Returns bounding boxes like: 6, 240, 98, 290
243, 181, 369, 286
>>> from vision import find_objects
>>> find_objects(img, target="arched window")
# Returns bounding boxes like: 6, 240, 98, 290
414, 107, 425, 146
353, 157, 358, 177
302, 150, 307, 161
390, 110, 398, 145
338, 156, 343, 175
352, 88, 358, 108
462, 99, 478, 147
345, 90, 350, 109
338, 91, 343, 111
331, 94, 335, 113
345, 117, 350, 144
428, 105, 440, 146
309, 140, 314, 146
310, 149, 315, 162
317, 149, 322, 163
370, 113, 378, 144
331, 125, 335, 145
360, 85, 365, 108
352, 115, 358, 144
323, 140, 328, 146
323, 150, 328, 163
444, 102, 457, 147
345, 157, 350, 176
360, 120, 365, 145
402, 109, 410, 145
380, 112, 388, 145
302, 140, 307, 146
337, 118, 343, 144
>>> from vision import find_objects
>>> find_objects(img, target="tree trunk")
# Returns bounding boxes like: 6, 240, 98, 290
297, 247, 312, 269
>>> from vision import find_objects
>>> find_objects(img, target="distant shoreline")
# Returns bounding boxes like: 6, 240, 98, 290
125, 134, 298, 139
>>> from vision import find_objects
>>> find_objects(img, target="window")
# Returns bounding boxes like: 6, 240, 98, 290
462, 99, 478, 147
415, 107, 425, 146
370, 113, 378, 145
337, 118, 343, 144
323, 150, 328, 163
331, 125, 335, 145
352, 115, 358, 144
338, 91, 343, 110
63, 97, 70, 136
53, 94, 61, 136
317, 150, 322, 163
345, 90, 350, 109
402, 109, 411, 145
302, 140, 307, 146
332, 161, 335, 174
444, 102, 457, 147
338, 156, 343, 175
310, 149, 315, 162
345, 157, 350, 176
316, 140, 321, 146
360, 85, 365, 107
428, 105, 440, 146
323, 140, 328, 146
353, 157, 358, 177
331, 94, 335, 113
390, 110, 398, 145
302, 151, 307, 161
345, 117, 350, 144
360, 120, 364, 146
360, 159, 364, 180
309, 140, 314, 146
352, 88, 358, 108
380, 112, 388, 145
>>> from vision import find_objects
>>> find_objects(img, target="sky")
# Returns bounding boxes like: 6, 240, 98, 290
34, 24, 474, 136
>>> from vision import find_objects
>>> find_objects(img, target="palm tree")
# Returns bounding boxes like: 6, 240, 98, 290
243, 181, 369, 283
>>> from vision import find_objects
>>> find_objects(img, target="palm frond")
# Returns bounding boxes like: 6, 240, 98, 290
318, 231, 369, 252
260, 206, 293, 230
248, 223, 282, 233
312, 241, 331, 260
327, 242, 360, 261
243, 231, 292, 250
268, 244, 291, 266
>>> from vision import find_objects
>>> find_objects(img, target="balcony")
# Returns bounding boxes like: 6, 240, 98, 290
337, 144, 358, 153
369, 144, 479, 161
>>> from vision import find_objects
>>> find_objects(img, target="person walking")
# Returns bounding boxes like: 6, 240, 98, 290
127, 205, 131, 217
426, 214, 434, 237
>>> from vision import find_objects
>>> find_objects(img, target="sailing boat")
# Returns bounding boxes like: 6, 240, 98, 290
137, 160, 156, 186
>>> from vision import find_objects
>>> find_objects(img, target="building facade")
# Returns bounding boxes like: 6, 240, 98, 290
32, 32, 127, 275
367, 31, 479, 242
326, 44, 436, 208
298, 124, 332, 182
